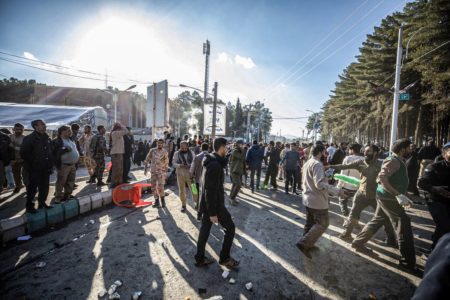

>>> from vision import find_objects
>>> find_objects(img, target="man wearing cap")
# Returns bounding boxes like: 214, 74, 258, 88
229, 140, 245, 205
418, 141, 450, 249
173, 140, 196, 212
145, 139, 169, 208
20, 120, 54, 213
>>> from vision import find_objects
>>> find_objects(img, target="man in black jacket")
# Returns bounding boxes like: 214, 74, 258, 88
195, 138, 240, 269
123, 127, 134, 183
418, 142, 450, 249
20, 120, 54, 213
263, 141, 281, 190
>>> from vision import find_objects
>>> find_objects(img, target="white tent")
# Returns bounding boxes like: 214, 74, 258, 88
0, 102, 108, 130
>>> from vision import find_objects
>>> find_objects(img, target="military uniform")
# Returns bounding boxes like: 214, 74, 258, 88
90, 133, 107, 183
145, 147, 169, 206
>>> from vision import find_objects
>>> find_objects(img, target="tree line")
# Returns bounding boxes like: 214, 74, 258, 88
320, 0, 449, 147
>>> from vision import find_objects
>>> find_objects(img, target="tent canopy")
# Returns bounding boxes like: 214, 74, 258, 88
0, 102, 107, 130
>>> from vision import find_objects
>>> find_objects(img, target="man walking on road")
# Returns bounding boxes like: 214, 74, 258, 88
190, 143, 209, 210
246, 140, 264, 193
195, 138, 240, 269
229, 140, 245, 205
352, 139, 416, 271
263, 141, 281, 191
90, 125, 107, 186
296, 144, 345, 258
173, 140, 196, 212
144, 139, 169, 208
281, 142, 301, 195
21, 120, 54, 213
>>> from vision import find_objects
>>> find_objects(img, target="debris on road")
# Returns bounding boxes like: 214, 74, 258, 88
245, 282, 253, 291
205, 296, 223, 300
113, 280, 123, 287
17, 235, 32, 241
108, 284, 118, 295
222, 270, 229, 279
131, 291, 142, 300
98, 290, 107, 298
90, 220, 95, 225
138, 220, 142, 224
109, 292, 120, 299
35, 262, 46, 268
229, 278, 236, 284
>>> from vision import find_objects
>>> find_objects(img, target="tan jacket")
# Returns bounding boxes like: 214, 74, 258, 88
110, 128, 128, 155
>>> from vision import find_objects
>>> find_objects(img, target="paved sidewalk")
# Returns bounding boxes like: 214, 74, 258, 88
0, 168, 146, 220
0, 176, 431, 299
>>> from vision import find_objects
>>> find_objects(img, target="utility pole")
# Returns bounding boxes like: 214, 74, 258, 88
203, 40, 210, 104
246, 104, 252, 142
389, 24, 403, 153
211, 82, 218, 139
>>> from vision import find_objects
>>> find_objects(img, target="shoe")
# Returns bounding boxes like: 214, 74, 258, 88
229, 199, 238, 206
251, 188, 255, 193
351, 243, 373, 254
153, 199, 161, 208
181, 206, 186, 212
294, 191, 300, 195
13, 186, 23, 194
398, 260, 416, 272
86, 176, 95, 184
296, 242, 312, 259
338, 233, 353, 242
195, 256, 215, 267
161, 197, 166, 208
26, 207, 38, 214
97, 181, 106, 186
219, 257, 240, 269
385, 239, 399, 248
73, 184, 79, 189
38, 204, 53, 209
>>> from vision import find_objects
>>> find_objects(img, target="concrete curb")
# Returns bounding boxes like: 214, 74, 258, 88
0, 178, 150, 245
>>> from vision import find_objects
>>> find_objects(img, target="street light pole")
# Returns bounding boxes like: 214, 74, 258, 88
212, 82, 218, 139
203, 40, 210, 105
389, 24, 403, 153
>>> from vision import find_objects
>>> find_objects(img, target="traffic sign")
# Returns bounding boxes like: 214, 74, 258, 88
399, 93, 410, 101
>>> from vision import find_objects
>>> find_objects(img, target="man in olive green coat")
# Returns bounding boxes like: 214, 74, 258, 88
229, 140, 245, 205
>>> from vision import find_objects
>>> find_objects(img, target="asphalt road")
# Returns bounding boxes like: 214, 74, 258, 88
0, 176, 432, 299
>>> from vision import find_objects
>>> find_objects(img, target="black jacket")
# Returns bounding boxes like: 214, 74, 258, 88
330, 148, 346, 165
52, 137, 71, 169
418, 159, 450, 203
20, 131, 54, 172
199, 153, 227, 217
266, 147, 281, 167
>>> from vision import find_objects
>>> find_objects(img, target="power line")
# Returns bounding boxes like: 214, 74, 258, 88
265, 0, 384, 98
261, 0, 370, 95
0, 51, 153, 85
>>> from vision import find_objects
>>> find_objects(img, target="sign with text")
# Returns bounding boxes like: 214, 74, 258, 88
399, 92, 410, 101
203, 104, 226, 136
146, 80, 169, 128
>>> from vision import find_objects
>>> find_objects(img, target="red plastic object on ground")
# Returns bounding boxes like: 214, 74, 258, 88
112, 183, 153, 208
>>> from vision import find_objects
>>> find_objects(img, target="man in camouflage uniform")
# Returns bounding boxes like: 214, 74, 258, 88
145, 138, 169, 208
90, 125, 107, 186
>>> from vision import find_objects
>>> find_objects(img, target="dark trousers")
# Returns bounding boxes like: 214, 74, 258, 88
94, 156, 105, 182
230, 173, 242, 199
26, 170, 50, 208
427, 201, 450, 249
353, 197, 416, 266
195, 206, 235, 262
342, 191, 396, 239
297, 167, 302, 190
285, 169, 298, 193
299, 207, 329, 248
249, 164, 262, 189
264, 165, 278, 188
123, 155, 131, 182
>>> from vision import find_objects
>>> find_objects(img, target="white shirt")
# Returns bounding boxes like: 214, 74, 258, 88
338, 155, 364, 191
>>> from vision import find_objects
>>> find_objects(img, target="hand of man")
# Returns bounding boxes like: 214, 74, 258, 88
431, 186, 450, 198
338, 189, 348, 198
395, 194, 413, 207
210, 216, 219, 224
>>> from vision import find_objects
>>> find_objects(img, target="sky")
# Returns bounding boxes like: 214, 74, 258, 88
0, 0, 408, 136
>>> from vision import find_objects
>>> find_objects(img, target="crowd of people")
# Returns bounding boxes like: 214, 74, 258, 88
1, 121, 449, 293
